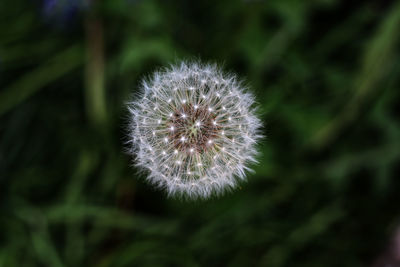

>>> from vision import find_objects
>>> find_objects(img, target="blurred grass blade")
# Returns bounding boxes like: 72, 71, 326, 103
310, 1, 400, 150
31, 229, 64, 267
85, 16, 107, 127
0, 45, 83, 116
16, 207, 65, 267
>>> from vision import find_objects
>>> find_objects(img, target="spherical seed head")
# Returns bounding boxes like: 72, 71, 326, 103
127, 61, 262, 200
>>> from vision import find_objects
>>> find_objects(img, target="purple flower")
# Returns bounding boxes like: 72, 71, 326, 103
41, 0, 88, 26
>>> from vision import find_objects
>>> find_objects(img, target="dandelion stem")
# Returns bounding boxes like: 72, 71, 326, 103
84, 12, 106, 127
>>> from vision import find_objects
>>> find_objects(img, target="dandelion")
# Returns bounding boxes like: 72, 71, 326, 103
127, 61, 262, 199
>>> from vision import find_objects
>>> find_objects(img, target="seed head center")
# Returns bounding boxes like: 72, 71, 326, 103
168, 104, 220, 153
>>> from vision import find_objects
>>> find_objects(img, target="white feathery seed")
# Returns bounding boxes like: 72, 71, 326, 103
127, 61, 262, 200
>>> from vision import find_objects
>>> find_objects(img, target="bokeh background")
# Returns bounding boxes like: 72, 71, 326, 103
1, 0, 400, 266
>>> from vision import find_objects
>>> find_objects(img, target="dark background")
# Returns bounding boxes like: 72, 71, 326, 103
1, 0, 400, 266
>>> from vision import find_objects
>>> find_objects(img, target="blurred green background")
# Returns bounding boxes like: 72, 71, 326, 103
1, 0, 400, 266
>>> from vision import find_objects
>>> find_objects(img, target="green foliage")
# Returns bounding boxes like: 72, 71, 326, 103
1, 0, 400, 266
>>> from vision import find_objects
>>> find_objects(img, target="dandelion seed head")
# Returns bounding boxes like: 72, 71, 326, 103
127, 61, 262, 199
